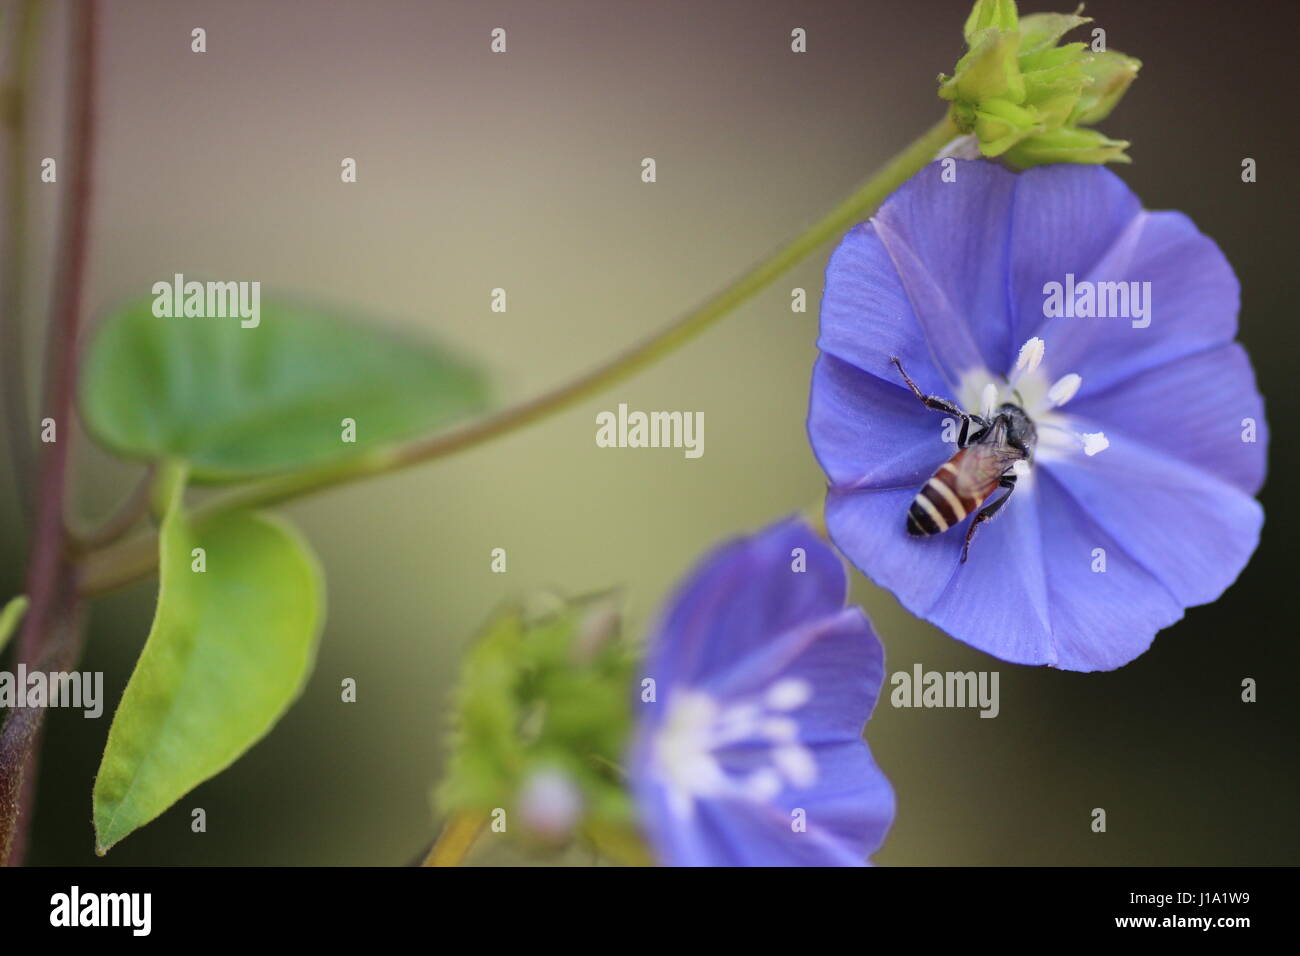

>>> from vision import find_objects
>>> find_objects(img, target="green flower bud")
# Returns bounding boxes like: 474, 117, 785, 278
973, 97, 1043, 155
1017, 11, 1090, 53
941, 0, 1138, 166
437, 595, 639, 857
941, 24, 1024, 106
517, 767, 584, 844
963, 0, 1018, 41
1072, 50, 1141, 125
1002, 125, 1131, 167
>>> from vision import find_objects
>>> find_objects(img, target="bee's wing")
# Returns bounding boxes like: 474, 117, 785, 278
951, 443, 1010, 500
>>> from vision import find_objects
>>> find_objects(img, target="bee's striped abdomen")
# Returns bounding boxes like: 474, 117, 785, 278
906, 462, 975, 536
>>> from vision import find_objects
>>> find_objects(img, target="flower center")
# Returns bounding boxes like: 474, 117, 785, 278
652, 678, 817, 820
960, 337, 1108, 466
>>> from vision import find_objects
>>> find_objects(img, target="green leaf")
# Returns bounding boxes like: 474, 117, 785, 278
92, 490, 324, 854
0, 596, 27, 655
80, 298, 489, 482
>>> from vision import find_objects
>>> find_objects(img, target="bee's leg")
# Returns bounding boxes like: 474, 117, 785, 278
889, 356, 986, 445
889, 356, 966, 418
958, 416, 983, 446
961, 474, 1017, 563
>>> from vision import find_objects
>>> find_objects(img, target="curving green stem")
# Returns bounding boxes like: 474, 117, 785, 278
421, 811, 487, 867
0, 596, 29, 655
77, 113, 959, 597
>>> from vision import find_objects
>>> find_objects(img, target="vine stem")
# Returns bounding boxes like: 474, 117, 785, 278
421, 811, 487, 867
0, 0, 43, 524
76, 112, 959, 597
0, 0, 98, 866
67, 464, 155, 553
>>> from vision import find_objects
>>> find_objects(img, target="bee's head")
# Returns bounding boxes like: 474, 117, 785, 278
996, 403, 1038, 458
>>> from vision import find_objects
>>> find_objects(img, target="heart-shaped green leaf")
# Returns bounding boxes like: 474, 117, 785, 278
92, 494, 324, 854
80, 298, 488, 481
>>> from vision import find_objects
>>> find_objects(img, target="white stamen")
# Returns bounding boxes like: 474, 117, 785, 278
1047, 373, 1082, 408
765, 678, 812, 712
981, 382, 999, 419
773, 745, 818, 787
1081, 432, 1109, 456
655, 694, 729, 815
1014, 337, 1046, 375
1012, 459, 1031, 477
742, 768, 783, 801
653, 687, 822, 818
712, 702, 759, 743
761, 717, 799, 743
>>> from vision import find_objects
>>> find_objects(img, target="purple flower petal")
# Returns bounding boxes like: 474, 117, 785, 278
1034, 469, 1184, 672
641, 518, 847, 703
828, 471, 1192, 671
631, 785, 717, 867
699, 739, 894, 867
817, 223, 948, 397
825, 485, 961, 617
808, 354, 949, 492
1029, 210, 1241, 397
709, 606, 883, 738
924, 477, 1053, 665
1005, 163, 1143, 349
827, 481, 1056, 666
872, 160, 1018, 382
1041, 434, 1264, 609
1064, 343, 1267, 496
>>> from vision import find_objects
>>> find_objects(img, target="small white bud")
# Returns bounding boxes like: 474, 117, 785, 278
518, 769, 583, 841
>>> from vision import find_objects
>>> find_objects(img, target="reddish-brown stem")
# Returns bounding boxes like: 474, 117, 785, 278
0, 583, 84, 866
0, 0, 98, 867
0, 0, 43, 522
16, 0, 96, 662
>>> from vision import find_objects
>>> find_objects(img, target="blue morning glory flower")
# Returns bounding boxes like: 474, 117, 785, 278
628, 518, 894, 866
809, 159, 1267, 671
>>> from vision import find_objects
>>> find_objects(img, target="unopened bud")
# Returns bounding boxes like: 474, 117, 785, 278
518, 768, 584, 842
940, 0, 1138, 167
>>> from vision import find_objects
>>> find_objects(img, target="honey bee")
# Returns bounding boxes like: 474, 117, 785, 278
890, 357, 1037, 562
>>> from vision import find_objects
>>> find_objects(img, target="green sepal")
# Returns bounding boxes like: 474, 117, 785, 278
1004, 125, 1132, 167
963, 0, 1019, 43
1017, 11, 1090, 53
942, 27, 1024, 105
973, 98, 1044, 156
1072, 51, 1142, 125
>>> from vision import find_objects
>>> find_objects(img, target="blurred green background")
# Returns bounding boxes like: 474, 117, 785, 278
2, 0, 1296, 865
